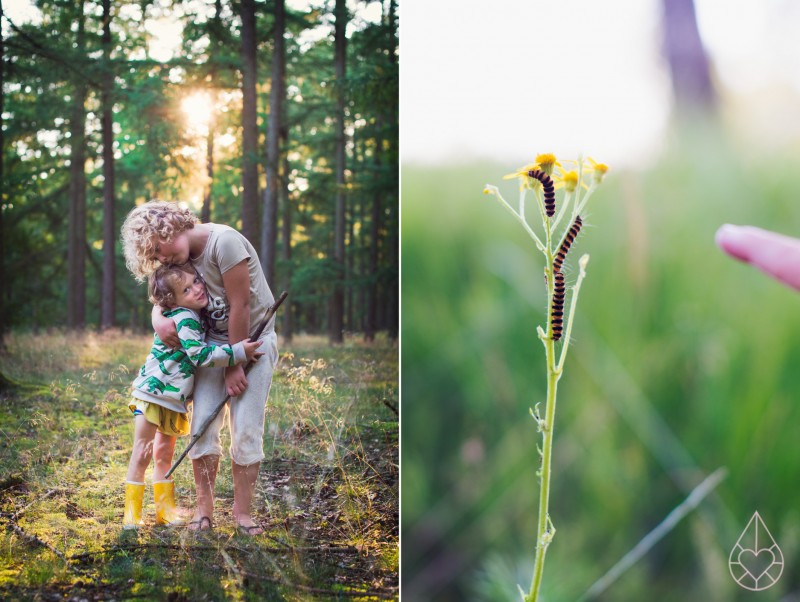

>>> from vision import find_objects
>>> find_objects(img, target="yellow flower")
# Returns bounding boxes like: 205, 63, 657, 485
561, 170, 579, 193
502, 154, 561, 190
585, 157, 609, 184
555, 166, 591, 192
503, 162, 539, 190
535, 153, 559, 176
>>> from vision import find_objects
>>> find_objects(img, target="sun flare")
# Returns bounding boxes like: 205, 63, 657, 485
181, 91, 213, 134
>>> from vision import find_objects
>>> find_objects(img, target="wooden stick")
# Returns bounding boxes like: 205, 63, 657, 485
165, 291, 288, 478
4, 519, 67, 561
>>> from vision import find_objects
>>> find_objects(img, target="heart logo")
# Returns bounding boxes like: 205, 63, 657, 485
730, 511, 784, 591
738, 548, 775, 580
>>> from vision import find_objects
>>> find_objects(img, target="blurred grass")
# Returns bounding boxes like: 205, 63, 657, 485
401, 123, 800, 601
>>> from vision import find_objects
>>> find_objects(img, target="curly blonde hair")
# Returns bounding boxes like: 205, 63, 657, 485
148, 263, 197, 308
121, 200, 199, 281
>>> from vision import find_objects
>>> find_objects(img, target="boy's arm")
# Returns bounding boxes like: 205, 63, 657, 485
177, 314, 247, 368
153, 305, 180, 348
222, 260, 251, 397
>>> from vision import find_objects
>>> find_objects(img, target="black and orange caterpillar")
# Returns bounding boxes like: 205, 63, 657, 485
527, 169, 556, 217
553, 215, 582, 273
550, 270, 565, 341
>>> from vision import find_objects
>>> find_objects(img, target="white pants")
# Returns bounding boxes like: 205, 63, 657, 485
188, 331, 278, 465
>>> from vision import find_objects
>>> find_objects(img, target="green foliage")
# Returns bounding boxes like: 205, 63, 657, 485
402, 125, 800, 601
2, 0, 398, 335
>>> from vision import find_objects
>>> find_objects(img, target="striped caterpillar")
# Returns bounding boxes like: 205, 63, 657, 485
550, 270, 565, 341
527, 169, 556, 217
553, 216, 582, 273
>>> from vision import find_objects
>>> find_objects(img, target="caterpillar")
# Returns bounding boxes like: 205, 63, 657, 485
527, 169, 556, 217
553, 215, 582, 273
550, 270, 565, 341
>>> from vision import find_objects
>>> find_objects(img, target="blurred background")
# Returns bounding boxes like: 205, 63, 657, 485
401, 0, 800, 600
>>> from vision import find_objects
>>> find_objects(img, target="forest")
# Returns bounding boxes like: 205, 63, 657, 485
0, 0, 398, 343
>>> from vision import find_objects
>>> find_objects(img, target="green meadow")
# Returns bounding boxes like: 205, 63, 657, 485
0, 331, 398, 601
402, 126, 800, 600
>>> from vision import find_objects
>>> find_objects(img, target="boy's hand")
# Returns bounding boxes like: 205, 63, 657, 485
153, 310, 180, 348
242, 340, 265, 363
224, 364, 248, 397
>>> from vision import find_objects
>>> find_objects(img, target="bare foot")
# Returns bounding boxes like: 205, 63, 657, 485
234, 515, 264, 536
187, 514, 213, 531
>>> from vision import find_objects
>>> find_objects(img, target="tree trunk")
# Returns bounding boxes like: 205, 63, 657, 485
660, 0, 716, 112
387, 0, 398, 341
387, 211, 398, 341
0, 2, 6, 336
365, 118, 383, 342
357, 137, 367, 333
202, 0, 222, 224
68, 1, 87, 329
100, 0, 116, 330
329, 0, 347, 344
261, 0, 285, 286
240, 0, 259, 245
280, 146, 293, 342
346, 190, 354, 332
202, 125, 214, 223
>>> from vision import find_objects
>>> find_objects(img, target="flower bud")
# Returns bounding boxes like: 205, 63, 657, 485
562, 171, 579, 193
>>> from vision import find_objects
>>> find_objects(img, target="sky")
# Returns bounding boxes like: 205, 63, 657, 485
400, 0, 800, 169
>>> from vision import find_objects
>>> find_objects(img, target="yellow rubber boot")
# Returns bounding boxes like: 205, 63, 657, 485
153, 480, 186, 526
123, 482, 145, 529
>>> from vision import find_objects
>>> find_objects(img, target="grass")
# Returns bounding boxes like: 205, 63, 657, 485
0, 329, 398, 601
402, 125, 800, 601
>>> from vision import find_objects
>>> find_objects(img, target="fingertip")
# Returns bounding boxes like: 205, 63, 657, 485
715, 224, 751, 262
714, 223, 733, 248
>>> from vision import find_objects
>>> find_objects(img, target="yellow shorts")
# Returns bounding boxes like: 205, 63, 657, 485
129, 399, 190, 437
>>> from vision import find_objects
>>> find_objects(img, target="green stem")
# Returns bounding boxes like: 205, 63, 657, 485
550, 191, 573, 233
527, 248, 588, 602
557, 255, 589, 372
526, 204, 559, 602
526, 335, 560, 602
574, 183, 597, 217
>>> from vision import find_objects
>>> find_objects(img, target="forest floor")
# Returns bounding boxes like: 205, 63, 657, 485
0, 330, 398, 601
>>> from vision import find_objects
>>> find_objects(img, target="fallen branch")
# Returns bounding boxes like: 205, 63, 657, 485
68, 540, 364, 561
12, 488, 58, 521
3, 519, 67, 561
69, 543, 218, 561
238, 568, 399, 599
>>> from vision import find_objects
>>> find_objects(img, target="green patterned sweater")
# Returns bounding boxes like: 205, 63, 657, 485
131, 307, 246, 413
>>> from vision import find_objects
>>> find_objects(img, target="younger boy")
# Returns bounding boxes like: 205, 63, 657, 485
123, 264, 263, 529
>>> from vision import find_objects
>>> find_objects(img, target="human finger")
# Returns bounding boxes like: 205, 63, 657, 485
716, 224, 800, 291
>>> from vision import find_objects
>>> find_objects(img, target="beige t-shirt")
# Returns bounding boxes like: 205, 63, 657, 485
190, 224, 275, 344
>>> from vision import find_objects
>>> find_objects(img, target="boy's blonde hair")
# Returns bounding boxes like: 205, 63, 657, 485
121, 200, 199, 281
148, 264, 198, 308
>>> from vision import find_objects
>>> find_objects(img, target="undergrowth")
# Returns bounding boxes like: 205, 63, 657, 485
0, 329, 398, 601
